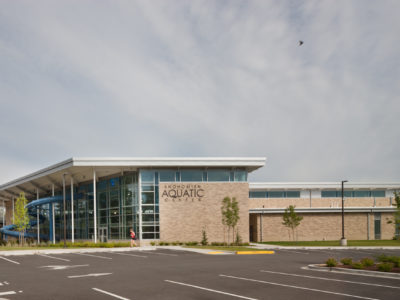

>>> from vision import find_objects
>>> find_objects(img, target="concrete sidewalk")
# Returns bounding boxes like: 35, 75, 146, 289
250, 243, 400, 250
0, 245, 226, 256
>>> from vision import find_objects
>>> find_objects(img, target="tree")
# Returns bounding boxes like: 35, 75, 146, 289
221, 196, 240, 244
387, 192, 400, 240
14, 192, 30, 246
282, 205, 303, 241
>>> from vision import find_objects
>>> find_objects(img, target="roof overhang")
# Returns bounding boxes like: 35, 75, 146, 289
0, 157, 266, 200
249, 182, 400, 191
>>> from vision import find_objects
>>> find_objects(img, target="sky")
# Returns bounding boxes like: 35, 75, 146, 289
0, 0, 399, 184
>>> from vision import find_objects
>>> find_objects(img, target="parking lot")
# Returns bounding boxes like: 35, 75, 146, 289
1, 248, 399, 299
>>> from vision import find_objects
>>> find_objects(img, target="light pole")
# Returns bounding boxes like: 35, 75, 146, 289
341, 180, 348, 246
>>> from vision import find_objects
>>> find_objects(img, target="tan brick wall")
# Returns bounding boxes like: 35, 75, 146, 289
380, 212, 396, 240
250, 197, 393, 209
256, 212, 386, 241
159, 182, 249, 243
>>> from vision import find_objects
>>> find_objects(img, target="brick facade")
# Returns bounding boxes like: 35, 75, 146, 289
159, 182, 249, 243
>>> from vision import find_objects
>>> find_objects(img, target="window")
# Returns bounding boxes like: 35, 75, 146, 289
141, 171, 154, 183
374, 213, 381, 240
249, 191, 267, 198
207, 170, 230, 182
321, 191, 337, 198
234, 170, 247, 182
286, 191, 300, 198
180, 170, 203, 182
371, 190, 385, 197
268, 191, 285, 198
353, 190, 371, 197
159, 170, 175, 182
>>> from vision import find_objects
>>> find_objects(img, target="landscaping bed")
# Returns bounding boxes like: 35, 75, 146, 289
324, 254, 400, 273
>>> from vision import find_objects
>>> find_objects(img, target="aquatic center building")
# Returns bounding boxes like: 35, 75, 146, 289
0, 157, 399, 243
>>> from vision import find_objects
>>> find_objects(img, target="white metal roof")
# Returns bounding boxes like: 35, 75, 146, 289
0, 157, 266, 201
249, 182, 400, 190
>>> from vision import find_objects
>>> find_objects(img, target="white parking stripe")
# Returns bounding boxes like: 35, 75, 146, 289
165, 280, 258, 300
75, 253, 112, 260
92, 288, 130, 300
111, 252, 147, 258
0, 256, 20, 265
141, 251, 178, 257
219, 275, 380, 300
38, 254, 70, 262
0, 291, 16, 296
260, 270, 400, 289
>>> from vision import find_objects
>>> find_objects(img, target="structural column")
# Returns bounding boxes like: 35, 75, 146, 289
71, 177, 74, 243
62, 174, 66, 248
93, 169, 97, 243
138, 169, 142, 241
12, 197, 14, 223
52, 184, 55, 244
36, 189, 40, 244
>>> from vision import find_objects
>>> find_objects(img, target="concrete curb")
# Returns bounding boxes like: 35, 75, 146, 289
305, 264, 400, 279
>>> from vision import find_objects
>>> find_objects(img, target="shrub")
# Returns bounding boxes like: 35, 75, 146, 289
390, 257, 400, 268
375, 254, 400, 267
340, 258, 353, 266
376, 254, 389, 262
185, 241, 198, 246
352, 262, 364, 269
164, 242, 170, 246
150, 241, 156, 246
201, 229, 208, 246
159, 241, 165, 246
360, 257, 374, 267
325, 258, 338, 267
378, 262, 394, 272
0, 240, 7, 246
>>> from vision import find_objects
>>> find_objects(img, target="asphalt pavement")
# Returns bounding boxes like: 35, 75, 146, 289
1, 247, 399, 299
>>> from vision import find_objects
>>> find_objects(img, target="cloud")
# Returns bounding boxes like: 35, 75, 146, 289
0, 0, 399, 183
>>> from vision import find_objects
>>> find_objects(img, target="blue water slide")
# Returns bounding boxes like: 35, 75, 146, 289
0, 195, 64, 239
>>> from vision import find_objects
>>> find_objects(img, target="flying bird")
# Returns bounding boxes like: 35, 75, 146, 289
299, 40, 304, 46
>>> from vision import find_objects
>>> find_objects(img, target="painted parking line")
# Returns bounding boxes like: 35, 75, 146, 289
219, 275, 380, 300
0, 291, 16, 296
40, 264, 89, 270
165, 280, 258, 300
260, 270, 400, 289
0, 256, 20, 265
38, 254, 70, 262
111, 252, 147, 258
92, 287, 130, 300
75, 253, 112, 260
140, 251, 178, 257
68, 273, 112, 278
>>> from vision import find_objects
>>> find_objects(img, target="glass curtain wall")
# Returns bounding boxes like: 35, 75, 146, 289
140, 171, 160, 239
